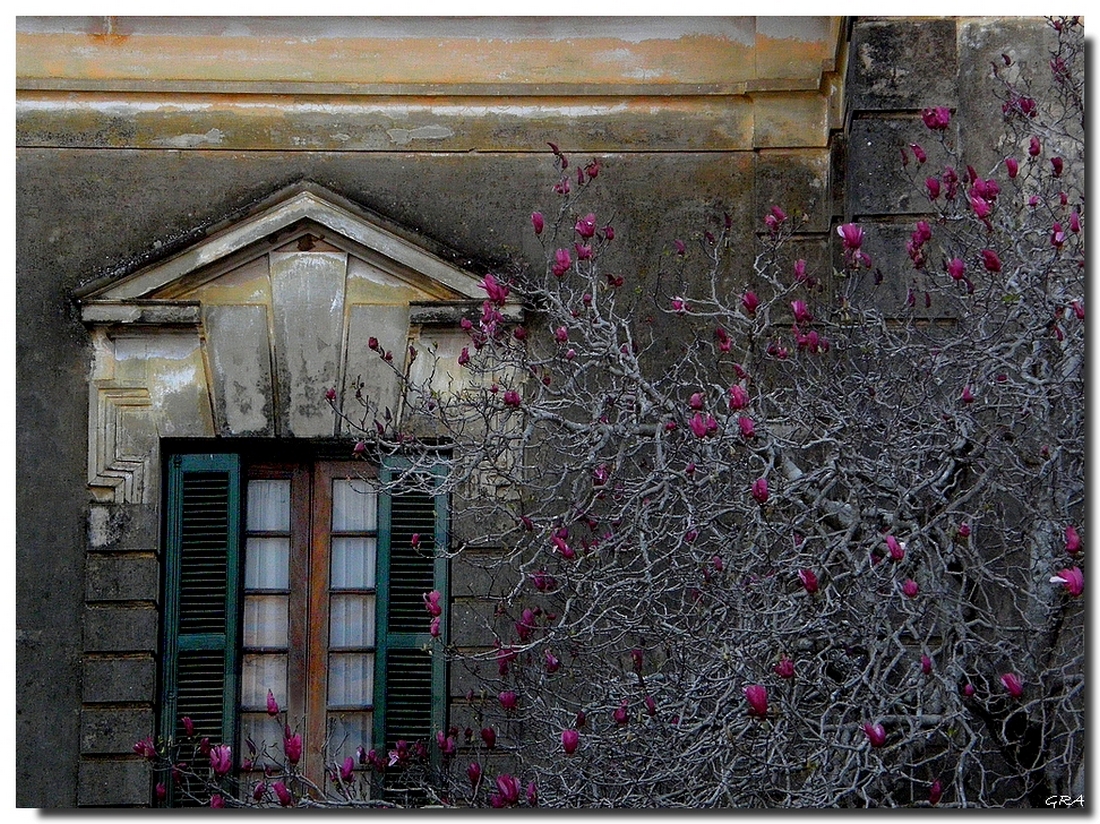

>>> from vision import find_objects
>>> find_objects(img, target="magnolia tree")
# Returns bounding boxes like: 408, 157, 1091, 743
138, 17, 1083, 808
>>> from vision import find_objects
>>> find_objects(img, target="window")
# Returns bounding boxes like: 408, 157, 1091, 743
158, 452, 448, 802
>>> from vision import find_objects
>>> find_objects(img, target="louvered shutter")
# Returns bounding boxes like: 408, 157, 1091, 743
374, 461, 448, 765
160, 454, 242, 802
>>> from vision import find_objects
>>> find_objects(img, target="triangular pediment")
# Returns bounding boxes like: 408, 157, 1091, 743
79, 184, 504, 318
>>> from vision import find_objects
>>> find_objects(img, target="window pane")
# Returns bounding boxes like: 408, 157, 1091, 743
246, 479, 291, 531
331, 537, 376, 589
239, 712, 286, 767
240, 653, 287, 709
244, 537, 290, 589
332, 479, 377, 532
328, 652, 375, 706
327, 712, 372, 764
329, 594, 376, 648
243, 595, 288, 648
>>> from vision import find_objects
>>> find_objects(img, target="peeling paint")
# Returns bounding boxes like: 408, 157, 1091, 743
386, 124, 455, 145
153, 127, 224, 148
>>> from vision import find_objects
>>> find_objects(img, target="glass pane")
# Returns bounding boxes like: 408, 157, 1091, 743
247, 480, 291, 531
331, 537, 376, 589
244, 537, 290, 590
332, 479, 377, 532
240, 653, 287, 709
329, 594, 376, 647
239, 712, 286, 767
243, 595, 288, 648
328, 652, 375, 706
327, 712, 372, 764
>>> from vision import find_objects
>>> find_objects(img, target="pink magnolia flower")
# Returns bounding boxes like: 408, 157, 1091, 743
793, 258, 807, 282
613, 700, 630, 725
925, 177, 941, 199
503, 389, 522, 408
207, 743, 232, 774
909, 142, 927, 163
738, 416, 756, 439
774, 656, 795, 679
574, 213, 597, 238
466, 761, 483, 787
499, 690, 518, 711
751, 477, 769, 504
929, 780, 943, 805
961, 386, 975, 404
741, 290, 760, 317
1050, 567, 1083, 597
902, 578, 920, 598
133, 736, 157, 759
526, 781, 539, 806
885, 535, 905, 561
1001, 672, 1024, 699
689, 413, 717, 439
561, 728, 580, 755
266, 689, 279, 717
921, 106, 951, 130
531, 212, 544, 235
423, 590, 443, 617
574, 243, 592, 260
1065, 525, 1081, 554
340, 755, 355, 782
1029, 136, 1041, 157
963, 683, 976, 698
837, 223, 864, 251
544, 650, 561, 673
981, 249, 1002, 273
284, 732, 302, 765
644, 695, 657, 717
744, 684, 768, 718
798, 568, 819, 594
481, 727, 497, 749
1069, 211, 1081, 234
863, 722, 887, 748
947, 258, 966, 281
479, 273, 510, 306
921, 655, 933, 675
430, 616, 441, 638
210, 794, 225, 808
957, 522, 971, 539
155, 782, 167, 801
728, 385, 750, 410
791, 300, 813, 325
553, 326, 569, 344
1051, 156, 1064, 177
671, 296, 689, 314
273, 781, 292, 807
552, 248, 572, 277
1005, 156, 1019, 178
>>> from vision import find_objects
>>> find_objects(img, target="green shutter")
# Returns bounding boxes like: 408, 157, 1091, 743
160, 453, 242, 803
374, 460, 449, 767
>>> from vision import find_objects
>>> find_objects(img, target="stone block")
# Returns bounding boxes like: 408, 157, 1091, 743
754, 149, 833, 233
450, 552, 512, 600
848, 19, 958, 112
80, 707, 155, 755
449, 601, 507, 649
83, 657, 156, 705
87, 504, 159, 551
78, 758, 151, 807
85, 553, 159, 603
83, 606, 158, 653
847, 117, 949, 217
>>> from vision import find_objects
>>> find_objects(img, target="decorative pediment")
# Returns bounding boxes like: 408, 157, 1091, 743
80, 185, 519, 503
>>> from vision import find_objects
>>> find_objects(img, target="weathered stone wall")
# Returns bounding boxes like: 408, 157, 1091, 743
18, 15, 1066, 808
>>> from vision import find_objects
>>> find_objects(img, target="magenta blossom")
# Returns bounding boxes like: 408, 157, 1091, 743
671, 296, 689, 314
921, 106, 951, 130
751, 477, 769, 504
133, 736, 157, 759
921, 655, 933, 675
1005, 156, 1019, 178
947, 258, 966, 281
284, 731, 302, 765
925, 177, 941, 199
209, 744, 232, 777
531, 212, 544, 235
644, 695, 657, 717
837, 223, 864, 251
1001, 672, 1024, 699
210, 794, 225, 808
1065, 525, 1081, 554
909, 142, 927, 163
744, 684, 768, 718
552, 248, 572, 277
479, 273, 510, 306
1051, 156, 1064, 177
738, 416, 755, 440
182, 716, 195, 737
980, 249, 1002, 273
561, 728, 580, 755
774, 656, 795, 679
574, 212, 597, 238
340, 755, 355, 782
957, 522, 971, 539
423, 589, 442, 617
961, 385, 975, 404
741, 290, 760, 317
798, 568, 819, 594
1050, 567, 1083, 597
728, 385, 750, 410
481, 727, 497, 749
544, 650, 561, 673
863, 722, 887, 748
613, 700, 630, 725
791, 300, 813, 325
467, 761, 482, 787
689, 392, 704, 410
902, 578, 919, 598
499, 690, 518, 711
273, 781, 292, 807
503, 389, 522, 408
491, 774, 521, 807
885, 535, 905, 561
929, 780, 943, 805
